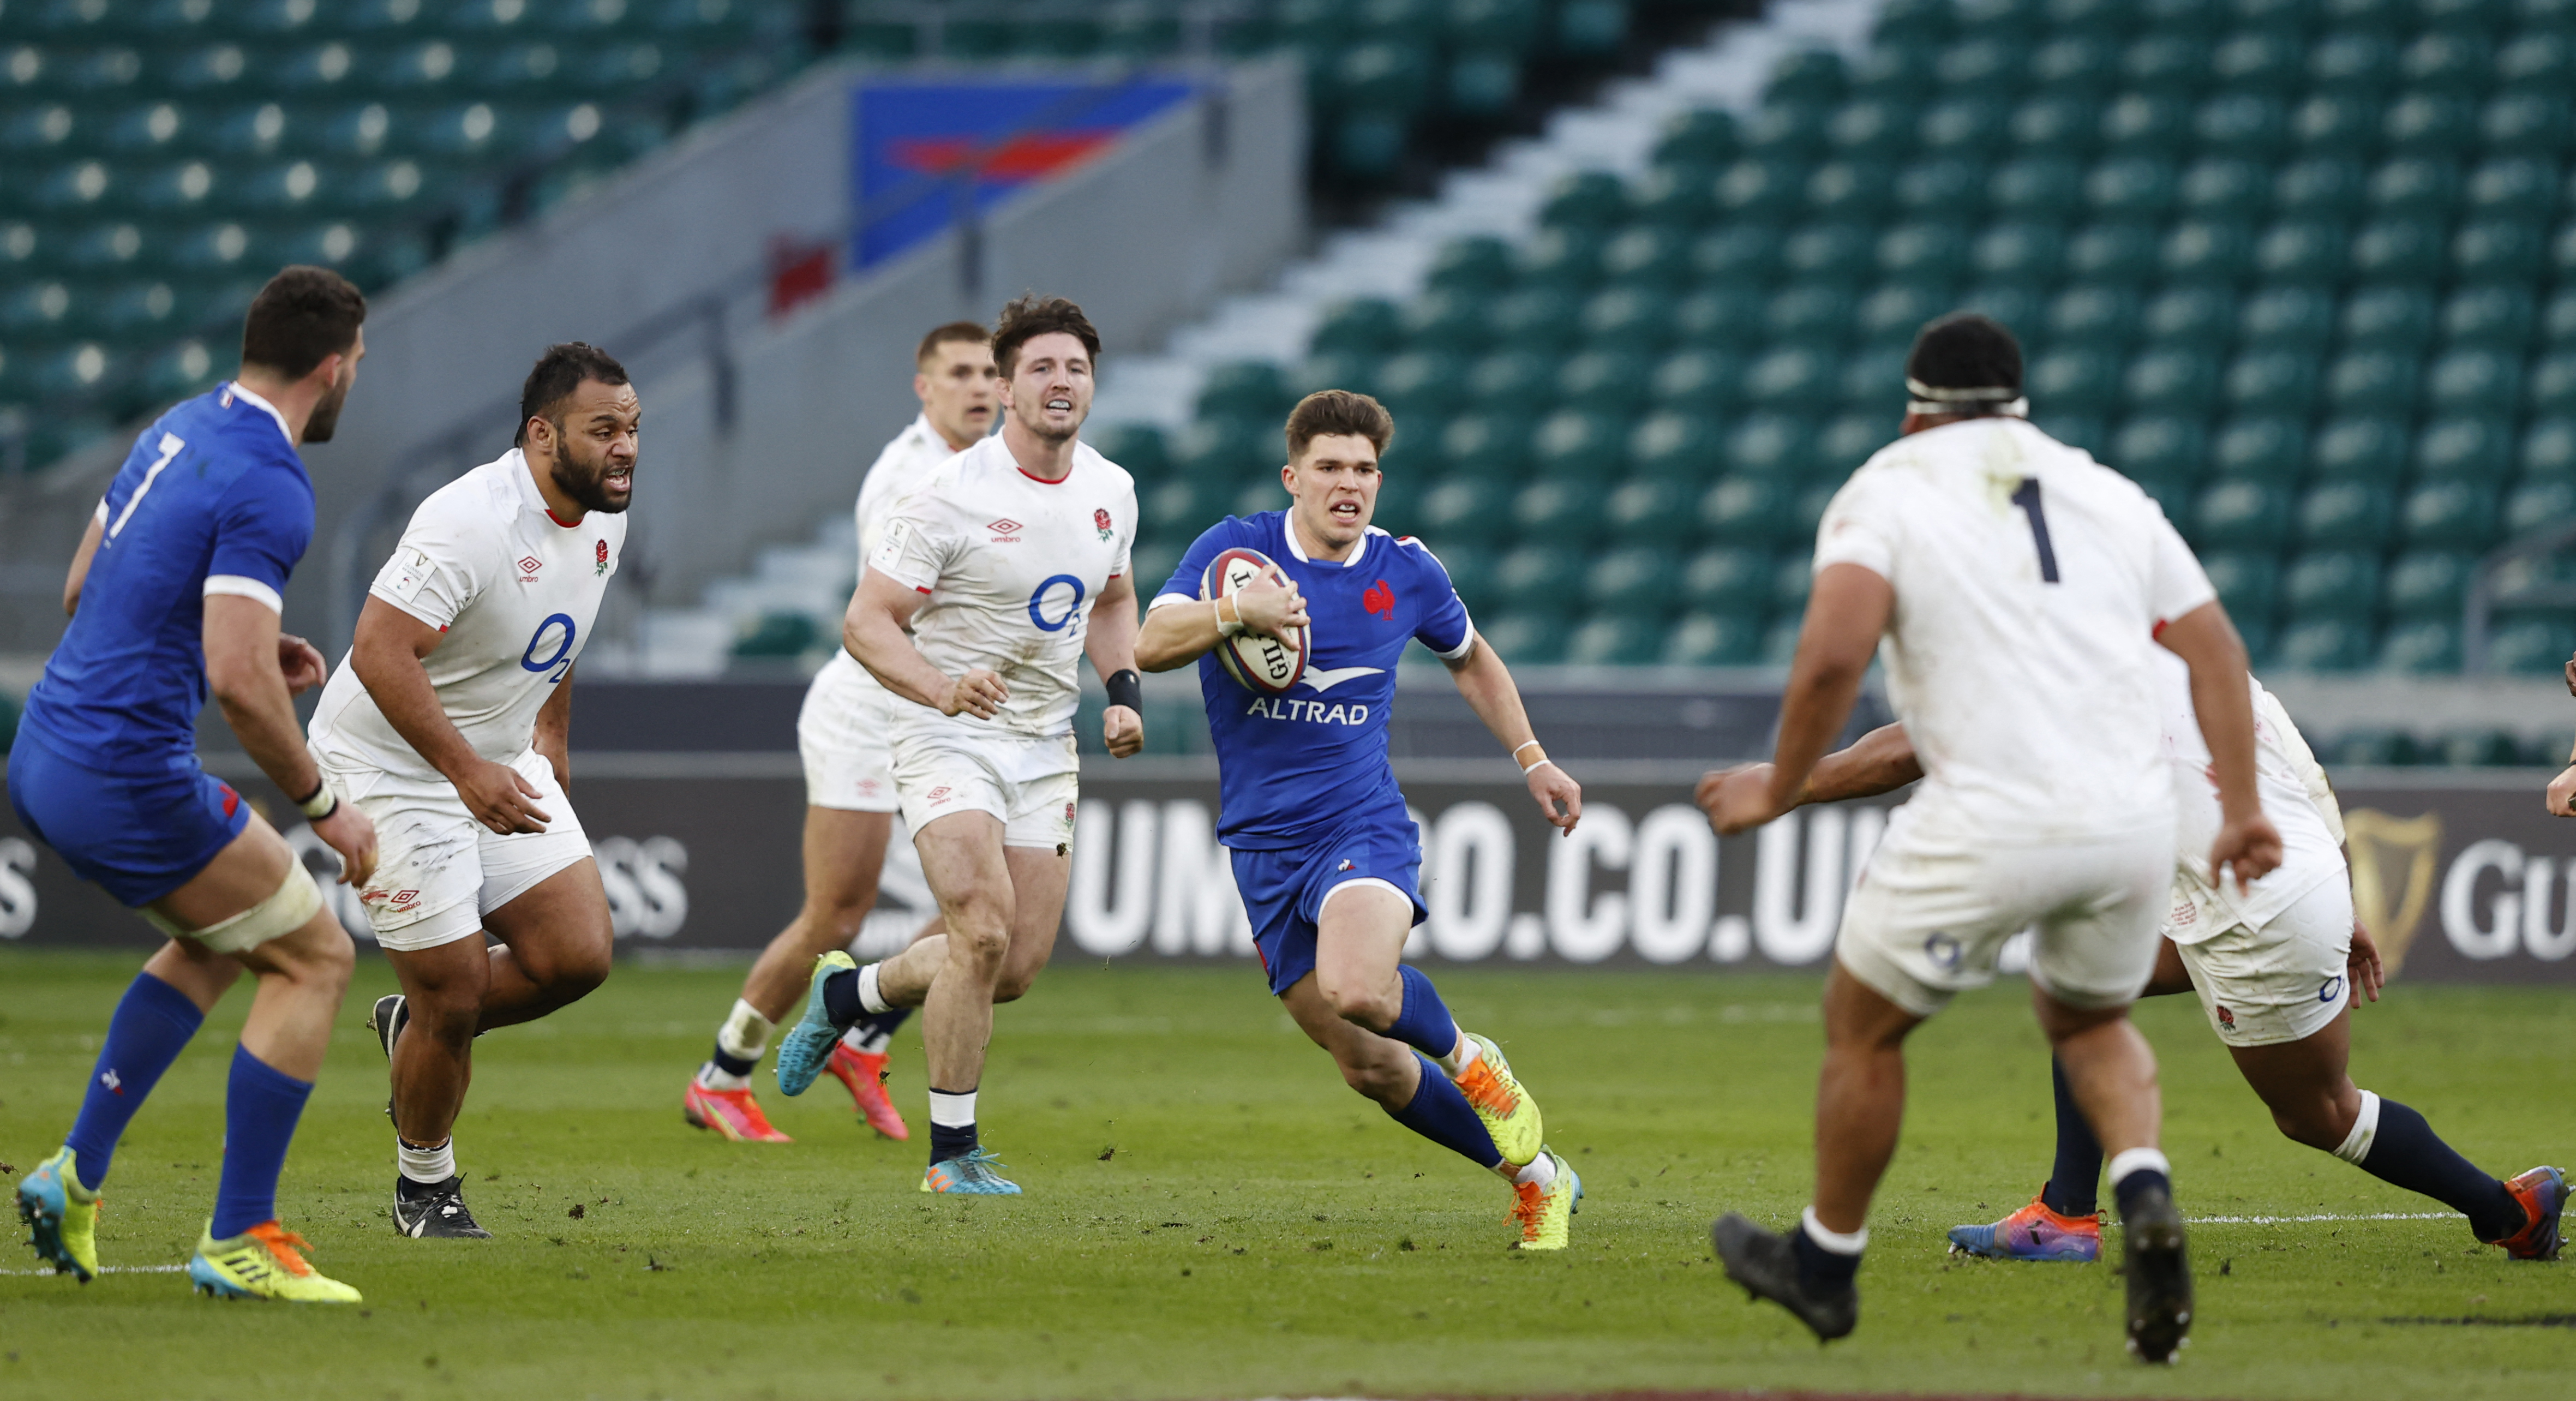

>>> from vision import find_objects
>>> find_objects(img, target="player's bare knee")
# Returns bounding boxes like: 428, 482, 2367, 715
1320, 979, 1398, 1032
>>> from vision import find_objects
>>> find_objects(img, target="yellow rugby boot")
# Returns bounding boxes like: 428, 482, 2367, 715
16, 1146, 100, 1282
1453, 1032, 1543, 1166
1509, 1149, 1581, 1251
188, 1220, 362, 1303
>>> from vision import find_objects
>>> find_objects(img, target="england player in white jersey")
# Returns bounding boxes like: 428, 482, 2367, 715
770, 294, 1144, 1195
681, 321, 997, 1145
1728, 655, 2568, 1265
1696, 315, 2283, 1360
307, 343, 637, 1237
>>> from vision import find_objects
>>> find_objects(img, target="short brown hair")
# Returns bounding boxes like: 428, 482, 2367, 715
916, 320, 990, 366
240, 266, 364, 379
991, 294, 1099, 377
1285, 390, 1393, 462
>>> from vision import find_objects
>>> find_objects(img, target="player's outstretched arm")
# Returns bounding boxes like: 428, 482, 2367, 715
1086, 573, 1146, 758
1695, 723, 1922, 835
1444, 632, 1581, 833
2156, 600, 2283, 890
350, 595, 552, 836
1708, 564, 1893, 836
842, 566, 1005, 719
206, 592, 378, 885
1135, 572, 1307, 672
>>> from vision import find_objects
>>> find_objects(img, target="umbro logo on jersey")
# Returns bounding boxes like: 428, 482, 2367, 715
987, 517, 1023, 542
517, 555, 543, 582
1363, 579, 1395, 619
927, 786, 954, 804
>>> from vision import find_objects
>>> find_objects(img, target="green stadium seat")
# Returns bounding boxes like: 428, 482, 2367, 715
1598, 226, 1690, 289
1488, 288, 1583, 350
2291, 94, 2382, 153
1530, 408, 1622, 479
1447, 0, 1543, 47
1602, 479, 1698, 547
2505, 480, 2576, 536
2487, 619, 2576, 676
1766, 46, 1849, 105
2195, 93, 2292, 160
1700, 475, 1795, 544
1091, 424, 1168, 482
1740, 101, 1831, 163
1557, 349, 1652, 416
1651, 109, 1738, 169
2309, 417, 2410, 484
2109, 415, 2207, 481
2298, 481, 2397, 549
2428, 728, 2531, 767
2086, 157, 2176, 220
1780, 223, 1873, 284
1515, 227, 1603, 291
1627, 166, 1715, 230
2209, 31, 2304, 94
1196, 361, 1289, 422
2309, 32, 2398, 92
1688, 223, 1778, 284
1856, 281, 1955, 349
2066, 222, 2160, 282
2522, 417, 2576, 479
1937, 34, 2032, 91
1973, 221, 2067, 283
1583, 545, 1679, 613
2284, 550, 2382, 622
2438, 284, 2533, 349
1918, 95, 2010, 156
2273, 157, 2368, 220
1539, 171, 1628, 232
1892, 157, 1987, 218
1837, 346, 1910, 408
1289, 350, 1383, 405
2161, 220, 2252, 281
1957, 283, 2044, 337
2399, 481, 2499, 550
1425, 236, 1514, 295
2224, 348, 2320, 416
1512, 478, 1607, 545
1311, 297, 1404, 355
1374, 350, 1471, 418
2032, 34, 2119, 91
2453, 220, 2547, 282
2529, 352, 2576, 417
2197, 480, 2292, 548
2274, 618, 2373, 670
1874, 222, 1972, 285
1231, 477, 1289, 520
2035, 414, 2106, 457
2201, 550, 2282, 625
2121, 34, 2211, 95
2239, 285, 2334, 347
1436, 412, 1533, 482
1430, 541, 1495, 605
1652, 348, 1746, 414
1479, 612, 1568, 663
2252, 220, 2348, 285
2385, 94, 2477, 156
1680, 546, 1773, 615
2009, 94, 2100, 153
1726, 414, 1816, 480
1628, 412, 1721, 483
1713, 158, 1803, 221
2403, 29, 2495, 96
1988, 157, 2082, 219
2127, 348, 2221, 415
1563, 614, 1665, 666
2425, 349, 2521, 418
2101, 93, 2192, 152
1743, 347, 1837, 413
2028, 347, 2123, 416
1825, 101, 1910, 164
2340, 285, 2435, 348
2212, 415, 2307, 484
1466, 350, 1551, 410
1417, 475, 1512, 542
1672, 286, 1765, 348
1142, 476, 1231, 538
2326, 726, 2418, 763
2324, 349, 2421, 417
2499, 29, 2575, 91
1579, 286, 1672, 347
2176, 156, 2267, 221
2383, 550, 2474, 619
1493, 543, 1584, 613
2141, 284, 2234, 351
1662, 611, 1765, 666
2480, 93, 2573, 158
1765, 284, 1855, 344
1446, 50, 1523, 117
2470, 157, 2561, 225
1806, 161, 1895, 223
1817, 412, 1892, 470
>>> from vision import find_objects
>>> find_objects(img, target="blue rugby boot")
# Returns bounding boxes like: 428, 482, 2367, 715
17, 1146, 100, 1282
1946, 1192, 2101, 1262
921, 1148, 1022, 1195
773, 951, 857, 1097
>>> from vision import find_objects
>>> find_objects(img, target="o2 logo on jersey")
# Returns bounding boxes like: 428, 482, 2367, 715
520, 612, 578, 680
1026, 574, 1086, 632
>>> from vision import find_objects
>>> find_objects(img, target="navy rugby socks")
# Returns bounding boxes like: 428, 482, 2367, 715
2040, 1056, 2104, 1217
927, 1087, 978, 1164
64, 972, 203, 1192
210, 1044, 313, 1238
1385, 965, 1462, 1062
1385, 1053, 1502, 1170
2339, 1093, 2525, 1242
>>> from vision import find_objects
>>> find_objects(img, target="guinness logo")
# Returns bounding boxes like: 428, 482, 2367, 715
2345, 808, 2443, 975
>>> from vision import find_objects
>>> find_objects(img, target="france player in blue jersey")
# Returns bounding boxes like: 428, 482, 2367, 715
1135, 390, 1586, 1248
9, 268, 379, 1302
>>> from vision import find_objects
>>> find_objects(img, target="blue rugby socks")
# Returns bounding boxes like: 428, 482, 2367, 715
1385, 965, 1462, 1062
1385, 1053, 1502, 1170
2040, 1055, 2104, 1217
2334, 1091, 2525, 1242
844, 1007, 912, 1055
927, 1087, 978, 1165
210, 1044, 313, 1238
64, 971, 204, 1192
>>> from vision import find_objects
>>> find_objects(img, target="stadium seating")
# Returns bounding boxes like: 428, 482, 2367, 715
1131, 0, 2576, 682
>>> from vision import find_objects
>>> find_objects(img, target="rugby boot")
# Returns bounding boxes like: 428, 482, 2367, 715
1947, 1191, 2102, 1262
2489, 1165, 2567, 1261
16, 1146, 100, 1282
1453, 1032, 1543, 1168
2118, 1178, 2194, 1363
189, 1220, 361, 1303
826, 1041, 911, 1140
920, 1148, 1022, 1195
683, 1079, 793, 1143
773, 952, 856, 1097
1711, 1212, 1858, 1342
1509, 1149, 1581, 1251
392, 1175, 492, 1239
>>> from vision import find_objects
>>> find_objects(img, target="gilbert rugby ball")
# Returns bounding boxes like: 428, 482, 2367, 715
1202, 547, 1309, 695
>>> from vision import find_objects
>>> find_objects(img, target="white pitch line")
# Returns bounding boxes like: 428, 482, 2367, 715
0, 1264, 188, 1277
2183, 1212, 2453, 1225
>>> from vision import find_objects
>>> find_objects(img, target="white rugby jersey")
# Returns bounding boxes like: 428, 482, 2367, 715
309, 450, 625, 779
813, 414, 972, 701
1814, 416, 2216, 843
864, 432, 1135, 740
2152, 650, 2345, 943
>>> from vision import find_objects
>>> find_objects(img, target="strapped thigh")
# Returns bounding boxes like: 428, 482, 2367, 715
143, 857, 325, 954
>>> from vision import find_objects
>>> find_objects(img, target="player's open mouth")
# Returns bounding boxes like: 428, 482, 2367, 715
605, 468, 631, 493
1045, 398, 1072, 412
1329, 501, 1361, 522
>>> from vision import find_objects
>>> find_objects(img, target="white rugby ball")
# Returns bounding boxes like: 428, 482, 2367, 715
1202, 546, 1309, 695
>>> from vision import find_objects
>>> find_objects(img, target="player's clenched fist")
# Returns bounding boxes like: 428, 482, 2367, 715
456, 756, 552, 835
1103, 704, 1143, 758
1696, 762, 1782, 836
2208, 811, 2283, 893
939, 667, 1009, 719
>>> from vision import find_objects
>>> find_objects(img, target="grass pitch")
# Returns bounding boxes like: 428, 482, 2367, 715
0, 951, 2568, 1401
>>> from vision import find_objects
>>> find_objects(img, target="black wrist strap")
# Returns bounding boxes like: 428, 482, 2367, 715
293, 775, 327, 806
1104, 668, 1144, 712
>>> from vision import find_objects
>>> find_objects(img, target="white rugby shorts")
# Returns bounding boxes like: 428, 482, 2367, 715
2173, 876, 2355, 1047
891, 726, 1079, 849
326, 748, 594, 951
1835, 807, 2174, 1017
798, 651, 901, 813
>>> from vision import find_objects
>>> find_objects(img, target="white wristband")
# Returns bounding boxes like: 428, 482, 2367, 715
1212, 596, 1245, 638
1521, 757, 1557, 776
1512, 740, 1542, 758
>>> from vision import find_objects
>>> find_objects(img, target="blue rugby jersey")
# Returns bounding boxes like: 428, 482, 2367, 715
20, 383, 313, 774
1157, 512, 1473, 850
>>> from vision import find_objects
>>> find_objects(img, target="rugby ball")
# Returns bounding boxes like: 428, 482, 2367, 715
1201, 547, 1309, 695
